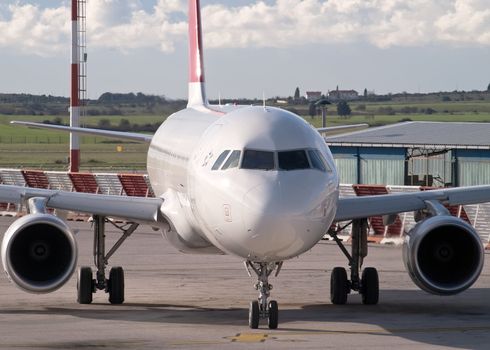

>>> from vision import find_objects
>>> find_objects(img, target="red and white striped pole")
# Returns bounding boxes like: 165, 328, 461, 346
70, 0, 80, 173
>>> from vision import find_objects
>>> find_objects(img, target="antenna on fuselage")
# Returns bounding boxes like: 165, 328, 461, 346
262, 91, 266, 109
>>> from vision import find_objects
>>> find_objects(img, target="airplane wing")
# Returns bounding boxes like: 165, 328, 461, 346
0, 185, 163, 224
335, 185, 490, 221
10, 121, 152, 143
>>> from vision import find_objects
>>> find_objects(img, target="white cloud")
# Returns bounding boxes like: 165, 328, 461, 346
86, 0, 186, 52
0, 0, 488, 57
0, 4, 70, 56
435, 0, 490, 45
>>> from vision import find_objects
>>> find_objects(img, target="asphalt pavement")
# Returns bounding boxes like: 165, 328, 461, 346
0, 216, 489, 349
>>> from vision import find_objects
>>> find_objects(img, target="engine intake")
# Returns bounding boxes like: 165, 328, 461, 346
1, 214, 77, 293
403, 215, 483, 295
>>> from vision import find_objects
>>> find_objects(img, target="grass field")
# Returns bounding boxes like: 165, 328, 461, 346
349, 100, 490, 113
0, 143, 149, 170
1, 99, 490, 170
0, 114, 156, 170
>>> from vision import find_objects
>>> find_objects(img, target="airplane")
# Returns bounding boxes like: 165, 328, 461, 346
1, 0, 490, 330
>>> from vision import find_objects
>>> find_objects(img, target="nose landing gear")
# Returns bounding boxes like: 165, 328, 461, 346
245, 261, 282, 329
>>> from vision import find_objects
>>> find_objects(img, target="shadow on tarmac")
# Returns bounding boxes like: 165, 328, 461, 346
1, 289, 489, 348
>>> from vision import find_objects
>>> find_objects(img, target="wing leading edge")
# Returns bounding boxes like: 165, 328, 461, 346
10, 121, 153, 143
0, 185, 163, 224
335, 185, 490, 222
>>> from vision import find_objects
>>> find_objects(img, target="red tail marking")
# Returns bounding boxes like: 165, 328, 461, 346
71, 0, 77, 21
188, 0, 205, 83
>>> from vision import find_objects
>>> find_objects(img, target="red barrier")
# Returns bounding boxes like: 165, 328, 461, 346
22, 170, 50, 189
0, 202, 15, 212
352, 184, 404, 241
69, 173, 99, 193
118, 174, 153, 197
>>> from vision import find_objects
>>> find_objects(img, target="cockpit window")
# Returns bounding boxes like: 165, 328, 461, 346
308, 150, 326, 171
221, 150, 241, 170
278, 150, 310, 170
211, 150, 230, 170
241, 150, 275, 170
308, 149, 332, 172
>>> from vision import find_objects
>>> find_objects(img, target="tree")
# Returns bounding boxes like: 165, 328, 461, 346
53, 117, 64, 125
97, 119, 111, 129
294, 87, 300, 100
363, 88, 367, 97
118, 118, 131, 130
337, 100, 351, 117
308, 103, 317, 117
487, 83, 490, 91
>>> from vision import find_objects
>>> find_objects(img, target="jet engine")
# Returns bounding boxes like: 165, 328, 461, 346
403, 214, 483, 295
1, 214, 77, 293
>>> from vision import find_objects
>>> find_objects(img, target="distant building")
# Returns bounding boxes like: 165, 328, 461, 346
328, 89, 359, 101
327, 122, 490, 187
305, 91, 322, 101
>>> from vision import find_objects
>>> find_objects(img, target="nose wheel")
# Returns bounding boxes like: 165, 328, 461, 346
245, 261, 282, 329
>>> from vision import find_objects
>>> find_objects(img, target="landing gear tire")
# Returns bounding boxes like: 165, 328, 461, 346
330, 267, 349, 305
268, 300, 279, 329
108, 266, 125, 304
361, 267, 379, 305
77, 266, 93, 304
249, 300, 260, 329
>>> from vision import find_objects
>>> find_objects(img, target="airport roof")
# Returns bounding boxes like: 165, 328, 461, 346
326, 122, 490, 150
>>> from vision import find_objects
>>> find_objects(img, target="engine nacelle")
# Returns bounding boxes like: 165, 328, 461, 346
403, 215, 483, 295
1, 214, 77, 293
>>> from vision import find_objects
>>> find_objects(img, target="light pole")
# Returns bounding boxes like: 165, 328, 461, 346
315, 99, 331, 128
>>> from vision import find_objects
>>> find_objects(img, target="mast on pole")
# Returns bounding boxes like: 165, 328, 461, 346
70, 0, 87, 173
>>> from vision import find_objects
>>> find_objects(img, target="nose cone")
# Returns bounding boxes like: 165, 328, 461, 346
239, 172, 337, 261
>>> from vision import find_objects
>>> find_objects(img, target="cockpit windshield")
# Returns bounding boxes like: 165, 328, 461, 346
221, 150, 241, 170
212, 150, 230, 170
307, 149, 326, 172
211, 148, 331, 172
241, 150, 275, 170
278, 150, 310, 170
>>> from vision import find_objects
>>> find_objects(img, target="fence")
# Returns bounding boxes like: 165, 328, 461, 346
1, 168, 489, 248
337, 184, 490, 248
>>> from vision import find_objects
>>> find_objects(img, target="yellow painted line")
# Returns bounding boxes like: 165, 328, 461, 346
227, 333, 271, 343
168, 325, 490, 347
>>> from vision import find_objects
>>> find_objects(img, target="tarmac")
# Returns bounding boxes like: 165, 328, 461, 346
1, 216, 490, 349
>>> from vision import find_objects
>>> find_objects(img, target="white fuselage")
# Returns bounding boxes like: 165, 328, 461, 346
147, 106, 339, 262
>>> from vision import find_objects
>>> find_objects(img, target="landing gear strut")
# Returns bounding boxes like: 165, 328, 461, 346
77, 215, 138, 305
245, 261, 282, 329
328, 218, 379, 305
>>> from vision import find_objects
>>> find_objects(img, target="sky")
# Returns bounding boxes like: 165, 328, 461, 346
0, 0, 489, 100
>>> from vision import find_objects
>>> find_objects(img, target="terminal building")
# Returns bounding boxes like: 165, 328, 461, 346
327, 122, 490, 187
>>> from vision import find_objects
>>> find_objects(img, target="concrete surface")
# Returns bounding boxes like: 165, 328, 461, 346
0, 216, 489, 349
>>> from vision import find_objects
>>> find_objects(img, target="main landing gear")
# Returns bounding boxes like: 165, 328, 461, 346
328, 218, 379, 305
245, 261, 283, 329
77, 215, 139, 305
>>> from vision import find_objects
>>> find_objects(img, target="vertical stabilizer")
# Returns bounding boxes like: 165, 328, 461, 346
187, 0, 208, 108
